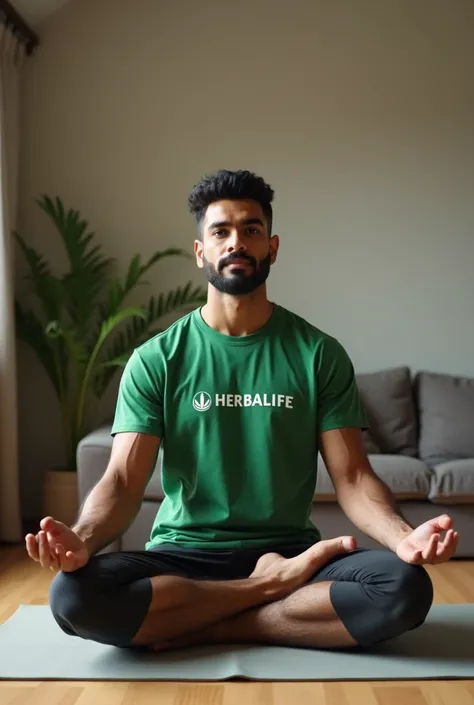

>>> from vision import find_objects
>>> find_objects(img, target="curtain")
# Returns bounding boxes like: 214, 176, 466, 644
0, 24, 25, 542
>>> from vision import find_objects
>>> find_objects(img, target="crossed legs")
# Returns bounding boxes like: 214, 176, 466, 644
49, 541, 433, 651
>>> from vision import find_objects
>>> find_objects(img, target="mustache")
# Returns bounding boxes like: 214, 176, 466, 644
220, 254, 255, 270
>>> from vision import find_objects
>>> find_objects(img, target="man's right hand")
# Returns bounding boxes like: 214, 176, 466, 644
25, 516, 90, 572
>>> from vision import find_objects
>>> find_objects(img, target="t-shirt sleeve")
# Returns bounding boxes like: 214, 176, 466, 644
316, 336, 368, 433
111, 349, 164, 438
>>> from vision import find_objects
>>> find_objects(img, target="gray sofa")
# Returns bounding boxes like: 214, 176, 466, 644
77, 367, 474, 557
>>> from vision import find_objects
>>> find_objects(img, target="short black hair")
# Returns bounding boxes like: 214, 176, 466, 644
188, 169, 274, 235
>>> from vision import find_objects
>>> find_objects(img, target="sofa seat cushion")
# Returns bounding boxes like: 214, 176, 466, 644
428, 459, 474, 503
314, 454, 431, 502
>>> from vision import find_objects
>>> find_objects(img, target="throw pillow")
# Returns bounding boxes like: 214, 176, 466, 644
416, 371, 474, 465
356, 366, 418, 457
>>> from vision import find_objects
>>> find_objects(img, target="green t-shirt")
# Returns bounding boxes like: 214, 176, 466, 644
111, 303, 368, 550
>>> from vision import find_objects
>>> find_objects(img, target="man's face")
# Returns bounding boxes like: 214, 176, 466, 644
194, 199, 279, 295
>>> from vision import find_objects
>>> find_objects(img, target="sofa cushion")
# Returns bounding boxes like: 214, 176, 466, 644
356, 367, 418, 457
428, 459, 474, 503
416, 371, 474, 466
315, 454, 431, 501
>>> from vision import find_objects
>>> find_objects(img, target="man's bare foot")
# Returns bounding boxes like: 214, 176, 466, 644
150, 537, 357, 653
249, 536, 357, 594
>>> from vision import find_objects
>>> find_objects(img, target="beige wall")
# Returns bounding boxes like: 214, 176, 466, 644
17, 0, 474, 517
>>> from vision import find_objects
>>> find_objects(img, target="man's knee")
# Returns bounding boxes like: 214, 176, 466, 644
49, 559, 152, 647
49, 567, 103, 641
331, 552, 434, 648
389, 561, 434, 632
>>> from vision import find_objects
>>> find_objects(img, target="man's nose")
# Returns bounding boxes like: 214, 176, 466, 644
226, 231, 246, 252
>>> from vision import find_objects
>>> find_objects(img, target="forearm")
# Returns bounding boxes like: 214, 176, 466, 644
72, 477, 141, 556
336, 469, 413, 552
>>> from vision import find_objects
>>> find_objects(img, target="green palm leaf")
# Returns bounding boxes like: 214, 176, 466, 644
89, 248, 193, 354
99, 306, 148, 342
97, 354, 130, 369
37, 195, 114, 331
45, 320, 90, 366
100, 248, 191, 321
15, 302, 62, 395
93, 282, 207, 397
13, 232, 63, 321
74, 307, 147, 442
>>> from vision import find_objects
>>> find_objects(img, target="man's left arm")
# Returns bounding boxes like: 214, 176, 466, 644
319, 427, 459, 564
319, 427, 413, 551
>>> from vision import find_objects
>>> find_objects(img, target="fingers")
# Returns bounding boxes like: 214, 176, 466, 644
25, 531, 60, 570
329, 536, 356, 551
432, 514, 453, 532
441, 514, 453, 528
438, 529, 455, 552
422, 534, 439, 563
432, 529, 459, 564
40, 516, 54, 532
40, 516, 63, 535
342, 536, 357, 551
55, 544, 76, 572
409, 549, 423, 565
25, 524, 81, 572
25, 534, 39, 561
39, 531, 59, 569
420, 529, 459, 565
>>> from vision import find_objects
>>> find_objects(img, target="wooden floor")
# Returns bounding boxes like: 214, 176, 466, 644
0, 544, 473, 705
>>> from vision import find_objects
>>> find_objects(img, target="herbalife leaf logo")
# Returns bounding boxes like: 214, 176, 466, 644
193, 391, 212, 412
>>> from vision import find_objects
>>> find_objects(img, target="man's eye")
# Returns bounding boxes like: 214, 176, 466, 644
247, 228, 260, 235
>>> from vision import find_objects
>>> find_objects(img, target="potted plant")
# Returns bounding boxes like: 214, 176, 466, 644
15, 195, 207, 525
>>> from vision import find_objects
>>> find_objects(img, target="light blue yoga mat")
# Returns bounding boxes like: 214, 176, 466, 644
0, 604, 473, 681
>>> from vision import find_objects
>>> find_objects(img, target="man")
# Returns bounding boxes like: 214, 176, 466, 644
26, 169, 457, 652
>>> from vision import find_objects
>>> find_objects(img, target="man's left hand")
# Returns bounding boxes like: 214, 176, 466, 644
396, 514, 458, 565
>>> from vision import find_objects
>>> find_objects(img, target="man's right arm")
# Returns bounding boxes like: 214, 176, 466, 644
72, 432, 161, 556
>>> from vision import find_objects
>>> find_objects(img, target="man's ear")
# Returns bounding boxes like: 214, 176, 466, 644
269, 234, 279, 264
194, 239, 204, 269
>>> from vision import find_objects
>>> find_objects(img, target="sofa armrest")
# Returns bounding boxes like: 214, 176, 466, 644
76, 423, 118, 554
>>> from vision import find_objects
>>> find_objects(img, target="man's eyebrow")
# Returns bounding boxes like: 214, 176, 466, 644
208, 218, 265, 230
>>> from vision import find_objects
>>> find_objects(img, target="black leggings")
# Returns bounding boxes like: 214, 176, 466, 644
49, 543, 433, 649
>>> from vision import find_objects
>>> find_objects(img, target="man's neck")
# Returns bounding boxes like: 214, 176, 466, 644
201, 291, 274, 337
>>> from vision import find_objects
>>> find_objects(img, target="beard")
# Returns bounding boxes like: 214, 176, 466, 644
202, 251, 272, 295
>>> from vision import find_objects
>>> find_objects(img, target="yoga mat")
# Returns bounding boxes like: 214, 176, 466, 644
0, 604, 473, 681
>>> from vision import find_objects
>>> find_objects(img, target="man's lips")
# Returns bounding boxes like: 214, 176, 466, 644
226, 258, 252, 266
